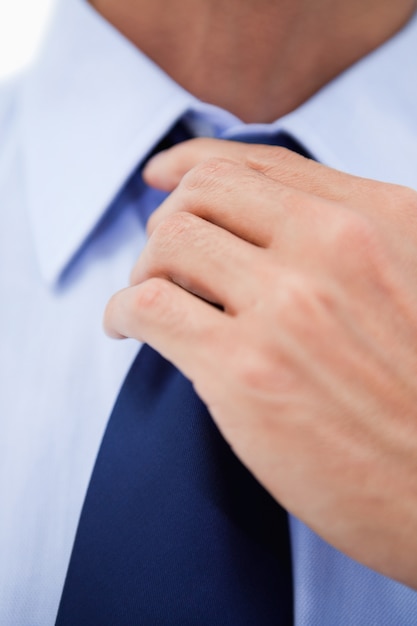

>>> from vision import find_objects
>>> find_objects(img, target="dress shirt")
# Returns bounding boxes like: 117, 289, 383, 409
0, 0, 417, 624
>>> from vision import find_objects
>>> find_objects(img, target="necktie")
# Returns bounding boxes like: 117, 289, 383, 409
56, 129, 300, 626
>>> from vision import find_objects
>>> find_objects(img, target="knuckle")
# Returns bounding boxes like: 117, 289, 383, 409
134, 278, 170, 314
274, 274, 335, 332
180, 157, 236, 193
329, 213, 391, 282
237, 354, 271, 392
233, 344, 296, 397
331, 213, 381, 259
151, 211, 198, 247
246, 145, 298, 175
278, 274, 312, 312
334, 213, 374, 247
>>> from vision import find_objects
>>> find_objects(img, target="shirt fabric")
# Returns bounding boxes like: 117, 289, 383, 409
0, 1, 417, 624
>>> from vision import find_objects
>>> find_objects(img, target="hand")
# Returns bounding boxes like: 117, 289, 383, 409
105, 138, 417, 588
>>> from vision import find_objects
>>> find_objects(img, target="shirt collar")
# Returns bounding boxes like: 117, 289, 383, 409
244, 14, 417, 189
19, 1, 417, 284
19, 0, 199, 285
279, 11, 417, 187
225, 11, 417, 189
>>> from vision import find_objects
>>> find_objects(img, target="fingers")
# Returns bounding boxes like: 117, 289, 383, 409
130, 212, 263, 314
145, 140, 417, 289
143, 138, 308, 191
145, 139, 417, 257
143, 137, 377, 207
104, 277, 228, 383
147, 156, 328, 247
143, 138, 232, 191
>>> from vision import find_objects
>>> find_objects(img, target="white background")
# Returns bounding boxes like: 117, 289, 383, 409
0, 0, 56, 80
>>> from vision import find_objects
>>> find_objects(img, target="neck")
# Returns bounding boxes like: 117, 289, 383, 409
90, 0, 417, 122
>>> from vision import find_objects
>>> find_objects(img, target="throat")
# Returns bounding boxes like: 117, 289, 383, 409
89, 0, 417, 122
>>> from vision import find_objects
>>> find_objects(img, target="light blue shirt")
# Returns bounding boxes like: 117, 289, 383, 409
1, 0, 417, 623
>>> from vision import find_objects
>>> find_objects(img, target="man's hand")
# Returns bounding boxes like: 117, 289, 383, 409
104, 138, 417, 589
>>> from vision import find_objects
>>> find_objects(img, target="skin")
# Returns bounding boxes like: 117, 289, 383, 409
98, 0, 417, 587
105, 140, 417, 589
90, 0, 417, 122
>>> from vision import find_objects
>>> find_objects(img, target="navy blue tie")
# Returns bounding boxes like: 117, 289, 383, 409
56, 129, 308, 626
